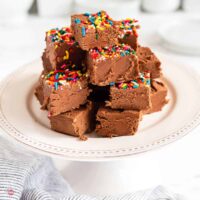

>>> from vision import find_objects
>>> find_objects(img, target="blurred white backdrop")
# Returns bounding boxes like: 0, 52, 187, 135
0, 0, 200, 20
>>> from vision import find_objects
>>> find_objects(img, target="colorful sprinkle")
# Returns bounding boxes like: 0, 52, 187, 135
54, 82, 58, 90
76, 11, 114, 31
63, 50, 69, 60
75, 18, 81, 24
84, 13, 90, 17
81, 27, 86, 37
110, 73, 151, 90
45, 69, 86, 90
116, 19, 139, 38
60, 64, 67, 69
46, 27, 77, 46
89, 43, 136, 61
109, 82, 115, 86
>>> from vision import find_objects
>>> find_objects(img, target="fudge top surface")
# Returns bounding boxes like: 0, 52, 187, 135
115, 19, 139, 37
46, 27, 77, 45
109, 72, 150, 90
89, 44, 136, 61
44, 69, 87, 90
72, 10, 114, 30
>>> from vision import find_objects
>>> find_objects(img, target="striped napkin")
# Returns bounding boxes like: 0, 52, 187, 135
0, 136, 177, 200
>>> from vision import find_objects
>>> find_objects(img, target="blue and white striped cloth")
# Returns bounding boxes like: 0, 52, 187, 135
0, 136, 178, 200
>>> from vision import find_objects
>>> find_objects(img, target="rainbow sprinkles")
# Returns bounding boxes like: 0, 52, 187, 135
74, 11, 114, 29
89, 43, 136, 61
46, 27, 77, 46
109, 73, 151, 89
117, 19, 139, 39
44, 69, 86, 90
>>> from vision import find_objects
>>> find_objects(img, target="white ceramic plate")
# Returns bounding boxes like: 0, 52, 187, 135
0, 57, 200, 161
158, 19, 200, 55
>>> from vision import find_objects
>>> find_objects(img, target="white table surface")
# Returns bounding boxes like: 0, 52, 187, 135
0, 12, 200, 198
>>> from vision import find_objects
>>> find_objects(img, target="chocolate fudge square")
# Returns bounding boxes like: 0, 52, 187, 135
71, 11, 118, 50
115, 19, 139, 50
137, 46, 162, 79
45, 27, 85, 71
87, 44, 139, 86
145, 80, 168, 114
42, 69, 90, 116
106, 73, 151, 111
50, 102, 95, 140
96, 107, 141, 137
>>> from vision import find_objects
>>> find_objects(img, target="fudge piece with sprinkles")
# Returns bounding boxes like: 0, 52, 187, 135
45, 27, 85, 71
137, 46, 162, 79
49, 102, 95, 140
115, 19, 139, 50
42, 69, 90, 116
106, 73, 151, 111
96, 107, 141, 137
87, 44, 139, 86
144, 80, 168, 114
71, 11, 118, 50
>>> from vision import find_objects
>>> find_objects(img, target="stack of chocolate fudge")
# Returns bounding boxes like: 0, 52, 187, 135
35, 11, 168, 140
